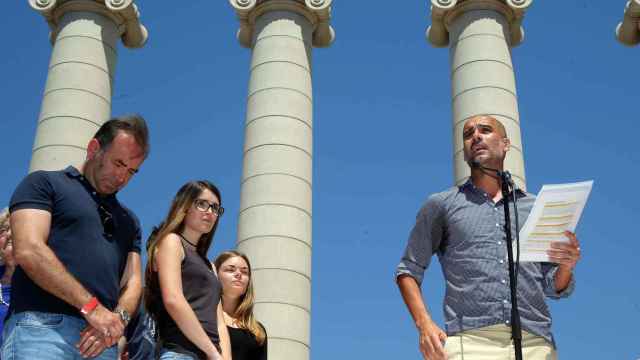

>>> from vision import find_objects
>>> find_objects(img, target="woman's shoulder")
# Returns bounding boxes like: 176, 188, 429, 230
257, 321, 267, 336
155, 233, 186, 259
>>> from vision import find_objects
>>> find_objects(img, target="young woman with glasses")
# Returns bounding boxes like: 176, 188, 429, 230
214, 251, 267, 360
144, 181, 230, 360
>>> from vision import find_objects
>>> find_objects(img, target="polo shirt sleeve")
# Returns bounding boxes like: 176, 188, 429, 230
9, 171, 55, 213
395, 195, 445, 286
541, 262, 575, 299
129, 212, 142, 254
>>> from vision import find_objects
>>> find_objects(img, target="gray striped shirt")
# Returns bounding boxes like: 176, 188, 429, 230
396, 179, 575, 347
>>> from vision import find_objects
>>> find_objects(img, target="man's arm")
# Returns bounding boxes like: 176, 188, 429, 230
397, 275, 447, 360
396, 195, 447, 359
77, 252, 142, 357
117, 252, 143, 317
11, 209, 123, 345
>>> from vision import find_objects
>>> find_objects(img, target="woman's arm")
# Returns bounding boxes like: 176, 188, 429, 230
217, 302, 232, 360
156, 233, 221, 359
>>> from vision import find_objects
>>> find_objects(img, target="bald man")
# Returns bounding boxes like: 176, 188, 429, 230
396, 116, 581, 360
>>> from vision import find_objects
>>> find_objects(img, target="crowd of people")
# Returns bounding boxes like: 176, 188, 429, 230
0, 115, 266, 360
0, 113, 582, 360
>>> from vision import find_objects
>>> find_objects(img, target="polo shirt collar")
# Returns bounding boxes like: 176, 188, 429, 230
64, 166, 117, 200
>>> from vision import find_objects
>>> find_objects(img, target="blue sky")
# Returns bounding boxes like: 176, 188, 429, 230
1, 1, 638, 358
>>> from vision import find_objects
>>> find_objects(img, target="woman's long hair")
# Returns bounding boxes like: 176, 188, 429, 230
144, 180, 222, 319
214, 251, 266, 345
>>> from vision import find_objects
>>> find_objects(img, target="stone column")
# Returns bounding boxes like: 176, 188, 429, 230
427, 0, 532, 190
28, 0, 147, 172
616, 0, 640, 46
229, 1, 334, 359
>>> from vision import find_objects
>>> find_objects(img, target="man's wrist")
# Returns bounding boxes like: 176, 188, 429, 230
80, 296, 99, 316
114, 307, 130, 327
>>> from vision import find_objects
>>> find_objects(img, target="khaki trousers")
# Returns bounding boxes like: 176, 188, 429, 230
444, 324, 557, 360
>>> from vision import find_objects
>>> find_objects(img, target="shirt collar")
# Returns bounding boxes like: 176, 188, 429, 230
460, 177, 526, 198
64, 166, 117, 201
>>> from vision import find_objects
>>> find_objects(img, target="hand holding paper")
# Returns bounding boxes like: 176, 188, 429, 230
518, 181, 592, 263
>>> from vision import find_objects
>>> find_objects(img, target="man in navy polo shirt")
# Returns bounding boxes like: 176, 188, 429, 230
3, 115, 150, 359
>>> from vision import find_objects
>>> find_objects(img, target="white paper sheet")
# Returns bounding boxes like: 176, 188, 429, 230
517, 180, 593, 262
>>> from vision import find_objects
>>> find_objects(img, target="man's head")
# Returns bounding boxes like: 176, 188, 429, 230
0, 207, 13, 267
84, 114, 149, 195
462, 115, 510, 170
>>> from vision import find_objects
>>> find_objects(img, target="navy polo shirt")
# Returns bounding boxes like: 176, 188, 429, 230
9, 166, 141, 317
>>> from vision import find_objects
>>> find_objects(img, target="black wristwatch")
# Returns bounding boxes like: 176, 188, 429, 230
114, 308, 130, 326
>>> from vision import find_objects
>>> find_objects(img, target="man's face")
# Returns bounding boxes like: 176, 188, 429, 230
88, 132, 145, 195
462, 116, 510, 168
0, 228, 13, 267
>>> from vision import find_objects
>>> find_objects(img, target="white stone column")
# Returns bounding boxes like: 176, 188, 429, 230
616, 0, 640, 46
229, 1, 334, 359
427, 0, 532, 190
28, 0, 147, 172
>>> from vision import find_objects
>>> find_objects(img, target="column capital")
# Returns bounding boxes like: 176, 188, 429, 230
29, 0, 148, 48
427, 0, 532, 47
229, 0, 335, 48
616, 0, 640, 46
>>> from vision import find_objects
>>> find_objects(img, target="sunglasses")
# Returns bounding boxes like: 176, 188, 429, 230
98, 204, 114, 238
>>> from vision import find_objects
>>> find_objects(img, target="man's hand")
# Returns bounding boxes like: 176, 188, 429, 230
417, 319, 447, 360
548, 231, 581, 271
84, 304, 124, 346
77, 326, 109, 358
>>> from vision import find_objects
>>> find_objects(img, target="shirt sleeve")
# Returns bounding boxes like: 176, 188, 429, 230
395, 195, 445, 286
9, 171, 54, 213
129, 212, 142, 254
541, 262, 575, 299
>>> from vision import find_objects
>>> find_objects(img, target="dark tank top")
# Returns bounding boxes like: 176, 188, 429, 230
157, 238, 221, 359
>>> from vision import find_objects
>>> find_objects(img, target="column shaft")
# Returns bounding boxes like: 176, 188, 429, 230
30, 11, 119, 172
449, 9, 527, 189
237, 9, 313, 360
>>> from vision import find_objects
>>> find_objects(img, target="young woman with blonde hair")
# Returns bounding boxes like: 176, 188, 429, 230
145, 181, 230, 360
214, 251, 266, 360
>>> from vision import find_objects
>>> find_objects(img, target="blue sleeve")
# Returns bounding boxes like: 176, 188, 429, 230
541, 263, 575, 299
129, 212, 142, 254
9, 171, 54, 213
395, 195, 445, 286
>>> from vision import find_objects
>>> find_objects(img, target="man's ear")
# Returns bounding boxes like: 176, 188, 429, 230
502, 137, 511, 153
86, 138, 101, 160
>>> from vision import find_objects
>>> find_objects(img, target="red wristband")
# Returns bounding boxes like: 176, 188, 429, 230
80, 296, 98, 315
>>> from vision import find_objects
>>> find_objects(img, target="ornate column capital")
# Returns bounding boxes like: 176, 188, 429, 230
427, 0, 532, 47
229, 0, 335, 48
29, 0, 148, 48
616, 0, 640, 46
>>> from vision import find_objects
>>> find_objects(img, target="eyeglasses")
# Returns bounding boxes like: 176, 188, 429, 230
194, 199, 224, 216
98, 204, 114, 238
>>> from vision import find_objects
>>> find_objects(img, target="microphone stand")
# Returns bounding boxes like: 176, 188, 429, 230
478, 165, 523, 360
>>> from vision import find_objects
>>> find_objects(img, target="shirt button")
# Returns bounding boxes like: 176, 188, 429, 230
497, 241, 502, 245
503, 299, 508, 304
501, 279, 507, 284
499, 260, 504, 264
506, 320, 510, 324
496, 223, 500, 227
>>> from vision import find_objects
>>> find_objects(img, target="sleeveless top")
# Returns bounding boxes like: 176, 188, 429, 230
156, 239, 221, 360
228, 323, 268, 360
